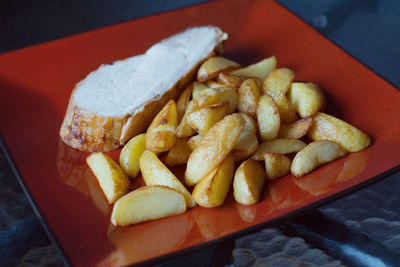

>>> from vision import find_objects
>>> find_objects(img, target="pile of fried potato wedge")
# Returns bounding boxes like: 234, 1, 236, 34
86, 55, 371, 226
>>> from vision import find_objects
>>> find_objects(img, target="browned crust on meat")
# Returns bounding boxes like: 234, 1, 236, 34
60, 44, 224, 152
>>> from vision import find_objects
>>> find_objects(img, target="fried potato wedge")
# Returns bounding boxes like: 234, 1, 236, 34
176, 84, 193, 122
291, 140, 346, 177
185, 114, 244, 186
307, 112, 371, 152
288, 82, 326, 118
165, 138, 192, 167
186, 102, 229, 136
234, 131, 258, 151
176, 100, 199, 138
187, 134, 202, 150
262, 68, 295, 96
240, 113, 257, 135
111, 185, 186, 226
257, 95, 280, 141
146, 100, 178, 152
238, 78, 262, 117
232, 115, 258, 162
196, 87, 238, 114
140, 150, 195, 207
272, 93, 298, 123
86, 152, 130, 204
252, 138, 307, 160
206, 80, 227, 88
231, 56, 277, 80
264, 152, 291, 180
278, 118, 312, 139
217, 73, 246, 90
233, 159, 266, 205
192, 82, 208, 101
119, 133, 147, 178
197, 57, 241, 82
192, 155, 234, 207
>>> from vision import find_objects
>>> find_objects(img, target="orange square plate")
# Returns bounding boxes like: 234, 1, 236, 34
0, 0, 399, 266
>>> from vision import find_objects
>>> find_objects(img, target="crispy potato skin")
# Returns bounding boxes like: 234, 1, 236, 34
291, 140, 346, 177
146, 100, 178, 152
186, 102, 229, 136
288, 82, 326, 118
192, 155, 235, 207
197, 87, 238, 114
197, 57, 241, 82
111, 185, 186, 226
307, 112, 371, 152
185, 114, 244, 186
238, 78, 262, 117
140, 150, 196, 207
262, 68, 295, 96
233, 159, 266, 205
264, 152, 291, 180
217, 73, 246, 90
252, 138, 307, 160
278, 118, 312, 139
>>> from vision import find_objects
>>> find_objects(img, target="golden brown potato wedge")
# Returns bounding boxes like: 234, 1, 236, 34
307, 112, 371, 152
291, 140, 346, 177
176, 84, 193, 122
234, 131, 258, 151
86, 152, 130, 204
192, 155, 234, 207
185, 114, 244, 186
262, 68, 295, 96
252, 138, 307, 160
140, 150, 196, 207
287, 82, 326, 118
257, 95, 280, 141
192, 82, 208, 101
232, 115, 258, 162
272, 93, 298, 123
240, 113, 257, 135
176, 100, 199, 138
119, 133, 147, 178
197, 57, 241, 82
187, 134, 202, 150
196, 87, 238, 114
217, 73, 246, 90
206, 80, 227, 88
278, 118, 312, 139
111, 185, 186, 226
165, 138, 192, 167
264, 152, 291, 180
231, 56, 277, 80
238, 78, 262, 117
233, 159, 266, 205
186, 102, 229, 136
146, 100, 178, 152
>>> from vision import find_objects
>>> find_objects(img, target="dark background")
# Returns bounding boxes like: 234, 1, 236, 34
0, 0, 399, 266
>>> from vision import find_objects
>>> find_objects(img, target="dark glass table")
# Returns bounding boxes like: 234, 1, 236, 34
1, 1, 399, 266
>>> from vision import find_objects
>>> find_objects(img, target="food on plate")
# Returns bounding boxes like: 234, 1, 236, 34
238, 78, 262, 117
185, 114, 244, 186
60, 26, 227, 152
264, 152, 291, 180
252, 138, 307, 160
111, 185, 186, 226
291, 140, 346, 177
86, 152, 130, 204
196, 87, 238, 114
278, 117, 312, 139
197, 57, 241, 82
287, 82, 326, 118
257, 95, 280, 141
187, 134, 203, 150
192, 81, 208, 101
206, 80, 227, 88
233, 159, 266, 205
192, 155, 235, 207
176, 85, 193, 122
139, 150, 195, 207
231, 56, 277, 80
119, 133, 147, 178
186, 102, 229, 136
165, 138, 192, 167
217, 73, 245, 90
176, 100, 199, 137
307, 112, 371, 152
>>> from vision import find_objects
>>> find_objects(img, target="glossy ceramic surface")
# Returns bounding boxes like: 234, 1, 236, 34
0, 0, 399, 266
